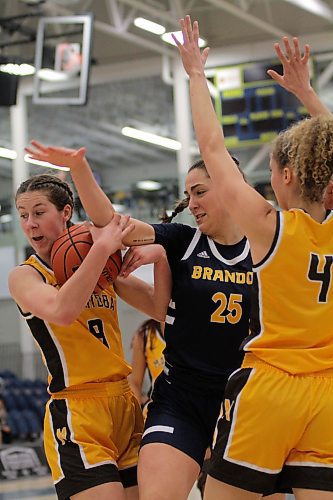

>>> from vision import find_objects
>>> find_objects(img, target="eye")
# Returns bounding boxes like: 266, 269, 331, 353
20, 213, 28, 220
35, 211, 44, 216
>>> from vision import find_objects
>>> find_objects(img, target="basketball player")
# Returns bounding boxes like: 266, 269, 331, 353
129, 319, 165, 418
8, 174, 171, 500
173, 16, 333, 499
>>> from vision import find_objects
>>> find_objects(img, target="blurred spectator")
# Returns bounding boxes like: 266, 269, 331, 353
129, 319, 165, 415
0, 396, 12, 444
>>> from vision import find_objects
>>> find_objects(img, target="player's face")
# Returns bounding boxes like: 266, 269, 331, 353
185, 168, 225, 235
16, 191, 70, 261
270, 157, 288, 210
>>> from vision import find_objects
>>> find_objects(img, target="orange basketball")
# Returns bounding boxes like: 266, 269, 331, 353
51, 223, 122, 293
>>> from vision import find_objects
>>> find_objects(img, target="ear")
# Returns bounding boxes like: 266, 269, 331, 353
63, 204, 72, 222
283, 166, 293, 185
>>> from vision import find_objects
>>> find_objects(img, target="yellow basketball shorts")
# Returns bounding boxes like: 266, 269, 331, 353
44, 379, 143, 500
207, 354, 333, 495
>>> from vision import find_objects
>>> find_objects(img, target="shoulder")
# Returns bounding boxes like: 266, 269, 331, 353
8, 264, 44, 304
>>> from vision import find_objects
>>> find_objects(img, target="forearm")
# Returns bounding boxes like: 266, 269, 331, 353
189, 72, 243, 185
189, 72, 225, 156
70, 157, 115, 227
54, 242, 111, 324
151, 251, 172, 320
293, 86, 331, 117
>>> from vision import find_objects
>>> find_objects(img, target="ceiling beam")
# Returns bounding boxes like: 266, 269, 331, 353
94, 19, 174, 57
117, 0, 179, 27
204, 0, 291, 38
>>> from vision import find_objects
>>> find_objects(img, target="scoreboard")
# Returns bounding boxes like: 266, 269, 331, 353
212, 59, 312, 148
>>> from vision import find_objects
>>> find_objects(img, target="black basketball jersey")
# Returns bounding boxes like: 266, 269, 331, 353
153, 223, 253, 391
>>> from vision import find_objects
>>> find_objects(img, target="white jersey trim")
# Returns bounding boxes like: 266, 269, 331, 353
181, 228, 202, 261
208, 237, 250, 265
180, 228, 250, 265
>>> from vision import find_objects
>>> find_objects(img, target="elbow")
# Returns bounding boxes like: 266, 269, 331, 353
152, 307, 167, 323
53, 309, 77, 326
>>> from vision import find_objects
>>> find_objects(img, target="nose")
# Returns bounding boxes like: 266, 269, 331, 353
188, 196, 198, 212
26, 216, 38, 229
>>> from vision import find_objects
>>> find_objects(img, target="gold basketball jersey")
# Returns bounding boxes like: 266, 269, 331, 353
245, 209, 333, 374
145, 325, 165, 384
20, 255, 131, 392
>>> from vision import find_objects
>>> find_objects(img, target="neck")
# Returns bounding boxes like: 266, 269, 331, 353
289, 198, 327, 222
209, 219, 245, 245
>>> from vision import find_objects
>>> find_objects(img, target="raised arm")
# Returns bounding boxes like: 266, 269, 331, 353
267, 37, 331, 117
173, 16, 276, 261
25, 142, 114, 227
25, 141, 156, 246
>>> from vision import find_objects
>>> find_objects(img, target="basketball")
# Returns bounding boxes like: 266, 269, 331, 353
51, 223, 122, 292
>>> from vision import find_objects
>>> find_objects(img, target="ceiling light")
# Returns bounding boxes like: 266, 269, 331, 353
37, 68, 70, 82
134, 17, 166, 35
0, 147, 17, 160
161, 31, 206, 48
0, 63, 35, 76
284, 0, 333, 20
122, 126, 181, 151
136, 180, 162, 191
24, 155, 70, 171
0, 147, 69, 171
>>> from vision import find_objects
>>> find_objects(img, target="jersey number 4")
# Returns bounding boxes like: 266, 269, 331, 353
210, 293, 243, 324
308, 253, 333, 303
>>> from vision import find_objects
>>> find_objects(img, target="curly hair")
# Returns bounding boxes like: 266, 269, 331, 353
161, 156, 242, 223
15, 174, 74, 225
272, 115, 333, 203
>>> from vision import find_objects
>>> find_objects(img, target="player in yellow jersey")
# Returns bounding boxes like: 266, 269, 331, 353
129, 319, 165, 418
8, 174, 171, 500
174, 16, 333, 500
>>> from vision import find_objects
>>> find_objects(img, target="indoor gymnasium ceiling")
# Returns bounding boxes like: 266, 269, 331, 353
0, 0, 333, 206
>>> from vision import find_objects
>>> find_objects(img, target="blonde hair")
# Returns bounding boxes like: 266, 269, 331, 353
272, 115, 333, 203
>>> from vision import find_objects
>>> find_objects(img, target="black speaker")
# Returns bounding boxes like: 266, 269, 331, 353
0, 72, 19, 106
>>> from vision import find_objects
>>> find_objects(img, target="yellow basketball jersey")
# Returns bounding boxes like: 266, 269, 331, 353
20, 255, 131, 392
145, 325, 165, 385
245, 209, 333, 374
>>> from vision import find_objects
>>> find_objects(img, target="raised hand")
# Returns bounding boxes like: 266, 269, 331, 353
267, 37, 311, 96
172, 15, 210, 77
25, 140, 86, 170
120, 244, 167, 278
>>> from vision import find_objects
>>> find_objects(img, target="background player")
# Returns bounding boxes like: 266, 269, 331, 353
129, 318, 165, 418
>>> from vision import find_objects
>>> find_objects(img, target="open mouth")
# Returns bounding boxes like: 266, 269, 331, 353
32, 236, 43, 242
196, 214, 206, 221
